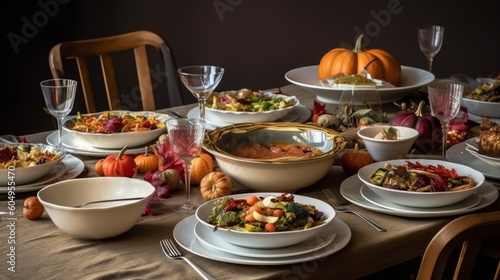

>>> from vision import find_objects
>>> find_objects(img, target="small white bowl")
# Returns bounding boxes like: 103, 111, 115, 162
357, 126, 419, 161
358, 159, 485, 208
205, 91, 299, 124
38, 177, 155, 239
0, 143, 66, 185
62, 111, 173, 149
195, 192, 336, 248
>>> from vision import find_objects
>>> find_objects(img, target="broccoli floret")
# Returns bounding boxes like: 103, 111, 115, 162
285, 202, 310, 220
216, 211, 240, 227
207, 197, 233, 224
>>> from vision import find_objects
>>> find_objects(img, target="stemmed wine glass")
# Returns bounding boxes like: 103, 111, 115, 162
166, 118, 206, 213
40, 79, 78, 149
417, 25, 445, 73
427, 83, 464, 160
177, 65, 224, 122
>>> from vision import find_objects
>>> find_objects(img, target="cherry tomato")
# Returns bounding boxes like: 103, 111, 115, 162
264, 223, 277, 232
246, 195, 259, 206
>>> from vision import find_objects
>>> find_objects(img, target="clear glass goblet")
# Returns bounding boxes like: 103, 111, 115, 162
40, 79, 78, 149
166, 118, 206, 213
177, 65, 224, 122
338, 85, 383, 127
427, 83, 464, 160
417, 25, 445, 73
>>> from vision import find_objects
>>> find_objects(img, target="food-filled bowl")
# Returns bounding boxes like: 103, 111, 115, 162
357, 125, 420, 161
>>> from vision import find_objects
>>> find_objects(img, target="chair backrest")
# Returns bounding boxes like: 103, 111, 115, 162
417, 211, 500, 280
49, 30, 183, 113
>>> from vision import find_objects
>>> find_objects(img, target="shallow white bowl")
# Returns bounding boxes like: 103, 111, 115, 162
284, 65, 434, 104
62, 110, 173, 149
205, 92, 299, 124
0, 143, 66, 185
461, 97, 500, 118
38, 177, 155, 239
357, 126, 419, 161
203, 122, 346, 192
358, 159, 485, 208
195, 192, 336, 248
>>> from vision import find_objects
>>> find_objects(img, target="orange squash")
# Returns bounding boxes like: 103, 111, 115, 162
190, 152, 213, 185
340, 143, 374, 174
200, 171, 232, 200
318, 34, 401, 86
23, 196, 44, 220
94, 159, 105, 176
134, 146, 159, 173
102, 146, 137, 178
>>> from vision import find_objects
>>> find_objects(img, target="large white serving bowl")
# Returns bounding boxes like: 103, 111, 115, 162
0, 143, 66, 185
203, 122, 347, 193
284, 65, 435, 104
205, 91, 300, 124
357, 159, 485, 208
38, 177, 155, 239
195, 192, 336, 248
357, 126, 419, 161
461, 97, 500, 118
62, 111, 173, 149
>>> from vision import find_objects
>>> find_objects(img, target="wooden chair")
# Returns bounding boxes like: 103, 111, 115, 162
416, 211, 500, 280
49, 30, 183, 113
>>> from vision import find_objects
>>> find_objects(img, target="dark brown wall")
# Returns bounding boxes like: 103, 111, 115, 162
2, 0, 499, 136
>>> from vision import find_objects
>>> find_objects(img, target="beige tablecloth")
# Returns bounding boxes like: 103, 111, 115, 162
1, 84, 499, 279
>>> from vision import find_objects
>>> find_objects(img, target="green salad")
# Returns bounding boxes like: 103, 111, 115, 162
207, 88, 297, 112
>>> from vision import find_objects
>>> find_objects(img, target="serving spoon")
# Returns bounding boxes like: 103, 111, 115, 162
71, 197, 144, 208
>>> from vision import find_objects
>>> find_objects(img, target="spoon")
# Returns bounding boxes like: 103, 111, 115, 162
71, 197, 144, 208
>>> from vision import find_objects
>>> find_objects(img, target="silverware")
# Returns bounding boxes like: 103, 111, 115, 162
322, 188, 387, 232
160, 239, 214, 280
71, 197, 144, 208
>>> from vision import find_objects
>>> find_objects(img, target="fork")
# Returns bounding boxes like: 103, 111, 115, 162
322, 188, 387, 232
160, 239, 215, 280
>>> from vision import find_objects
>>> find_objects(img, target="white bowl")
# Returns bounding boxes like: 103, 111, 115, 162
0, 143, 66, 185
358, 159, 485, 208
461, 97, 500, 118
284, 65, 435, 104
62, 110, 173, 149
37, 177, 155, 239
195, 192, 336, 248
357, 126, 419, 161
203, 122, 347, 192
205, 91, 299, 124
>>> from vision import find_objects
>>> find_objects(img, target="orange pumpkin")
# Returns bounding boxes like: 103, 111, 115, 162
190, 152, 213, 185
94, 159, 105, 176
340, 143, 374, 174
134, 146, 159, 173
200, 171, 232, 200
23, 196, 44, 220
102, 146, 137, 178
318, 34, 401, 86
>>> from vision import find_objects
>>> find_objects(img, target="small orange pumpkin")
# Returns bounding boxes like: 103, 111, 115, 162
94, 159, 105, 176
190, 152, 213, 185
102, 146, 137, 178
200, 171, 232, 200
318, 34, 401, 86
23, 196, 44, 220
340, 143, 374, 174
134, 146, 159, 173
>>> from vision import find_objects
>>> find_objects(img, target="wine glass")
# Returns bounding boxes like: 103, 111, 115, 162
427, 83, 464, 160
417, 25, 445, 73
166, 118, 206, 213
177, 65, 224, 122
40, 79, 78, 149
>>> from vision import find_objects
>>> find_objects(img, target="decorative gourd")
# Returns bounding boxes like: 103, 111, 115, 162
134, 146, 159, 173
340, 143, 374, 174
318, 34, 401, 86
200, 171, 232, 200
94, 159, 105, 176
102, 146, 137, 178
389, 100, 442, 153
190, 152, 213, 185
23, 196, 44, 220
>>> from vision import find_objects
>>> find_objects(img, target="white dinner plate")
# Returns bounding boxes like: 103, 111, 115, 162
173, 215, 351, 265
360, 185, 482, 213
461, 97, 500, 118
464, 137, 500, 167
47, 131, 147, 157
0, 155, 85, 193
467, 113, 500, 125
447, 141, 500, 180
194, 220, 336, 258
187, 104, 312, 130
340, 175, 498, 218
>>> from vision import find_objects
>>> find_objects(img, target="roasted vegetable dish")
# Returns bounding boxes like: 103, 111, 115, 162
70, 111, 166, 133
369, 161, 475, 192
0, 145, 61, 169
469, 80, 500, 102
207, 89, 297, 112
207, 194, 325, 232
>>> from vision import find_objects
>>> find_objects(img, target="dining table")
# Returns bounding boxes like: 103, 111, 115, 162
1, 84, 499, 280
